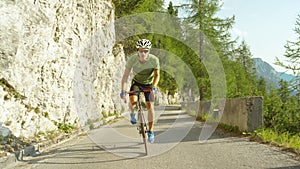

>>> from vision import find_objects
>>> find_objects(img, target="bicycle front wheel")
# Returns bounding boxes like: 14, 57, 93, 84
138, 111, 148, 155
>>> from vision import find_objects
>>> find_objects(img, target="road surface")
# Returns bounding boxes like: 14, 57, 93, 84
5, 106, 300, 169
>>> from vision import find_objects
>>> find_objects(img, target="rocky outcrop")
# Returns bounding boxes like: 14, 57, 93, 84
0, 0, 125, 139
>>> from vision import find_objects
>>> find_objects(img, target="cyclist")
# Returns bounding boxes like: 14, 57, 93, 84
120, 39, 160, 143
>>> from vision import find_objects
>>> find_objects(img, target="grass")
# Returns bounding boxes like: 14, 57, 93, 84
196, 113, 220, 123
35, 130, 60, 141
251, 128, 300, 153
219, 123, 240, 133
218, 126, 300, 155
194, 112, 300, 155
220, 126, 300, 155
57, 122, 74, 134
101, 111, 108, 118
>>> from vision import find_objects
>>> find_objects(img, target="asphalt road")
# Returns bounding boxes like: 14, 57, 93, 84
5, 106, 300, 169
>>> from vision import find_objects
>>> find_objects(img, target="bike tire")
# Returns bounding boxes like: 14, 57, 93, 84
138, 112, 148, 155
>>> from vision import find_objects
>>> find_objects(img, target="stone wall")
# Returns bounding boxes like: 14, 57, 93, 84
196, 97, 263, 132
0, 0, 125, 138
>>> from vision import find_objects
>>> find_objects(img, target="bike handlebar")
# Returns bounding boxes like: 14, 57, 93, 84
127, 89, 152, 94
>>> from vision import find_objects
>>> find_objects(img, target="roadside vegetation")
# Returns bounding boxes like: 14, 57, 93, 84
252, 129, 300, 153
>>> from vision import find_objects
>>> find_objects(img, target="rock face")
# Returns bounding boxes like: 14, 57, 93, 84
0, 0, 125, 138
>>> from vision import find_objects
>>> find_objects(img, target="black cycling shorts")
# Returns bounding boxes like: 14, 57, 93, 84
129, 80, 154, 102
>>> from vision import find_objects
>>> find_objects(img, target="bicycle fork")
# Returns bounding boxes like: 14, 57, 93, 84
137, 110, 148, 135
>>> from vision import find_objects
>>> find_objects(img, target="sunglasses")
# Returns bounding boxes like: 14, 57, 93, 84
138, 50, 149, 53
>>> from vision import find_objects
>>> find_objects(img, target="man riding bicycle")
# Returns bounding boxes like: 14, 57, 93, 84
120, 39, 160, 143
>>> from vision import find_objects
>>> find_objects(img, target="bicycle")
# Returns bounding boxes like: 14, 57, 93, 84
127, 88, 152, 156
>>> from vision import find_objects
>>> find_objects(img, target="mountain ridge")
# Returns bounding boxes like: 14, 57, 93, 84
253, 58, 295, 88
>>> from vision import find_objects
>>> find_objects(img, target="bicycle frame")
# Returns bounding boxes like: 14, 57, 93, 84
127, 89, 151, 155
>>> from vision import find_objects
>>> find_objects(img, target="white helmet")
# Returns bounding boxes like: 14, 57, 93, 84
136, 39, 152, 49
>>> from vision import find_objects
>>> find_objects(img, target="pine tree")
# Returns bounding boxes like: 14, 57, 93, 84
132, 0, 164, 13
275, 80, 299, 134
264, 86, 283, 130
187, 0, 235, 59
112, 0, 164, 18
235, 41, 255, 72
112, 0, 140, 18
257, 77, 267, 97
231, 40, 258, 96
276, 14, 300, 104
181, 0, 236, 99
167, 1, 178, 16
278, 79, 291, 103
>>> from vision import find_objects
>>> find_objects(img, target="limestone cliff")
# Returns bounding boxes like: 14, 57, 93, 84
0, 0, 125, 138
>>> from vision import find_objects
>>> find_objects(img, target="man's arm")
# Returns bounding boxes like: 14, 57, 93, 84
152, 69, 160, 88
121, 68, 131, 91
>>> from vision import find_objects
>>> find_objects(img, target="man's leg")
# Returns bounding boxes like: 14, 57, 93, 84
129, 96, 137, 111
146, 101, 155, 143
129, 95, 137, 124
146, 102, 154, 131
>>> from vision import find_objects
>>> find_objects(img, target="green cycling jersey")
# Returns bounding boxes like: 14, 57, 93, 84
125, 53, 160, 84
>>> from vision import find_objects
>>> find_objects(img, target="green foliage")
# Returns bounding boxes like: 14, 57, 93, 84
102, 111, 108, 118
54, 121, 75, 133
112, 0, 164, 18
224, 40, 258, 98
34, 107, 40, 114
158, 71, 178, 96
34, 130, 60, 140
42, 112, 49, 118
256, 77, 267, 97
276, 15, 300, 71
275, 14, 300, 105
263, 82, 300, 135
253, 128, 300, 150
187, 0, 236, 58
108, 111, 118, 117
219, 124, 240, 132
278, 79, 291, 102
167, 1, 178, 16
57, 123, 74, 134
131, 0, 164, 14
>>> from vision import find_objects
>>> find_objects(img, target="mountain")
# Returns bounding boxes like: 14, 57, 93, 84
253, 58, 295, 88
278, 72, 295, 82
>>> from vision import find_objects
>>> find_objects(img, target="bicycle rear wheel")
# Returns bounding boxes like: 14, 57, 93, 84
138, 111, 148, 155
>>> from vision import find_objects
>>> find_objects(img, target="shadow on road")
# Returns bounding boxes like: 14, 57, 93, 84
22, 141, 137, 166
268, 165, 300, 169
155, 110, 246, 144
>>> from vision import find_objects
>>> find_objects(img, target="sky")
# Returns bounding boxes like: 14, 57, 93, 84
164, 0, 300, 73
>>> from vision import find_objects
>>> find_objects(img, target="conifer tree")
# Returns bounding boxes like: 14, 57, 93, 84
187, 0, 235, 59
167, 1, 178, 16
276, 14, 300, 104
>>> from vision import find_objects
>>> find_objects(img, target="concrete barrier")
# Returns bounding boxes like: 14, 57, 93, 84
196, 96, 263, 132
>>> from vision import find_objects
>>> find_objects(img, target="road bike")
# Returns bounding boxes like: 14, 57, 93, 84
127, 89, 152, 155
